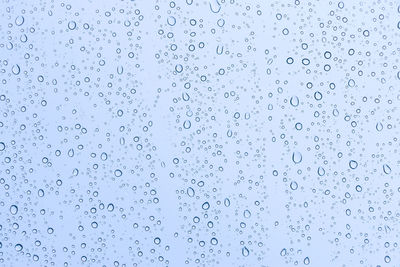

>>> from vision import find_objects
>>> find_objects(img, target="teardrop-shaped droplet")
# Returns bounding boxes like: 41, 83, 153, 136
175, 64, 183, 73
242, 246, 250, 257
333, 108, 339, 116
20, 34, 28, 43
117, 66, 124, 75
243, 209, 251, 218
7, 42, 13, 50
290, 96, 299, 107
280, 248, 287, 256
290, 181, 298, 190
224, 198, 230, 207
68, 21, 77, 30
383, 164, 391, 174
182, 92, 190, 101
12, 64, 20, 75
10, 205, 18, 215
292, 151, 302, 164
216, 45, 224, 55
183, 120, 191, 129
15, 16, 24, 26
187, 187, 195, 197
209, 0, 221, 13
376, 122, 383, 131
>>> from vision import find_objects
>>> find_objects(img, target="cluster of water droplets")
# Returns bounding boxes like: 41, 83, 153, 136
1, 0, 400, 266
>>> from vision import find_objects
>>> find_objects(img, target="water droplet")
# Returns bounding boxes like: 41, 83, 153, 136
290, 96, 299, 107
383, 164, 391, 174
202, 202, 210, 210
242, 246, 250, 257
10, 205, 18, 215
349, 160, 358, 169
290, 181, 298, 190
15, 16, 24, 26
376, 122, 383, 131
68, 21, 77, 30
183, 120, 191, 129
114, 169, 122, 177
292, 151, 303, 164
187, 187, 195, 197
167, 16, 176, 26
12, 64, 20, 75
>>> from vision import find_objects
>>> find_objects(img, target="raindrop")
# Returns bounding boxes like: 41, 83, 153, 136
292, 151, 303, 164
